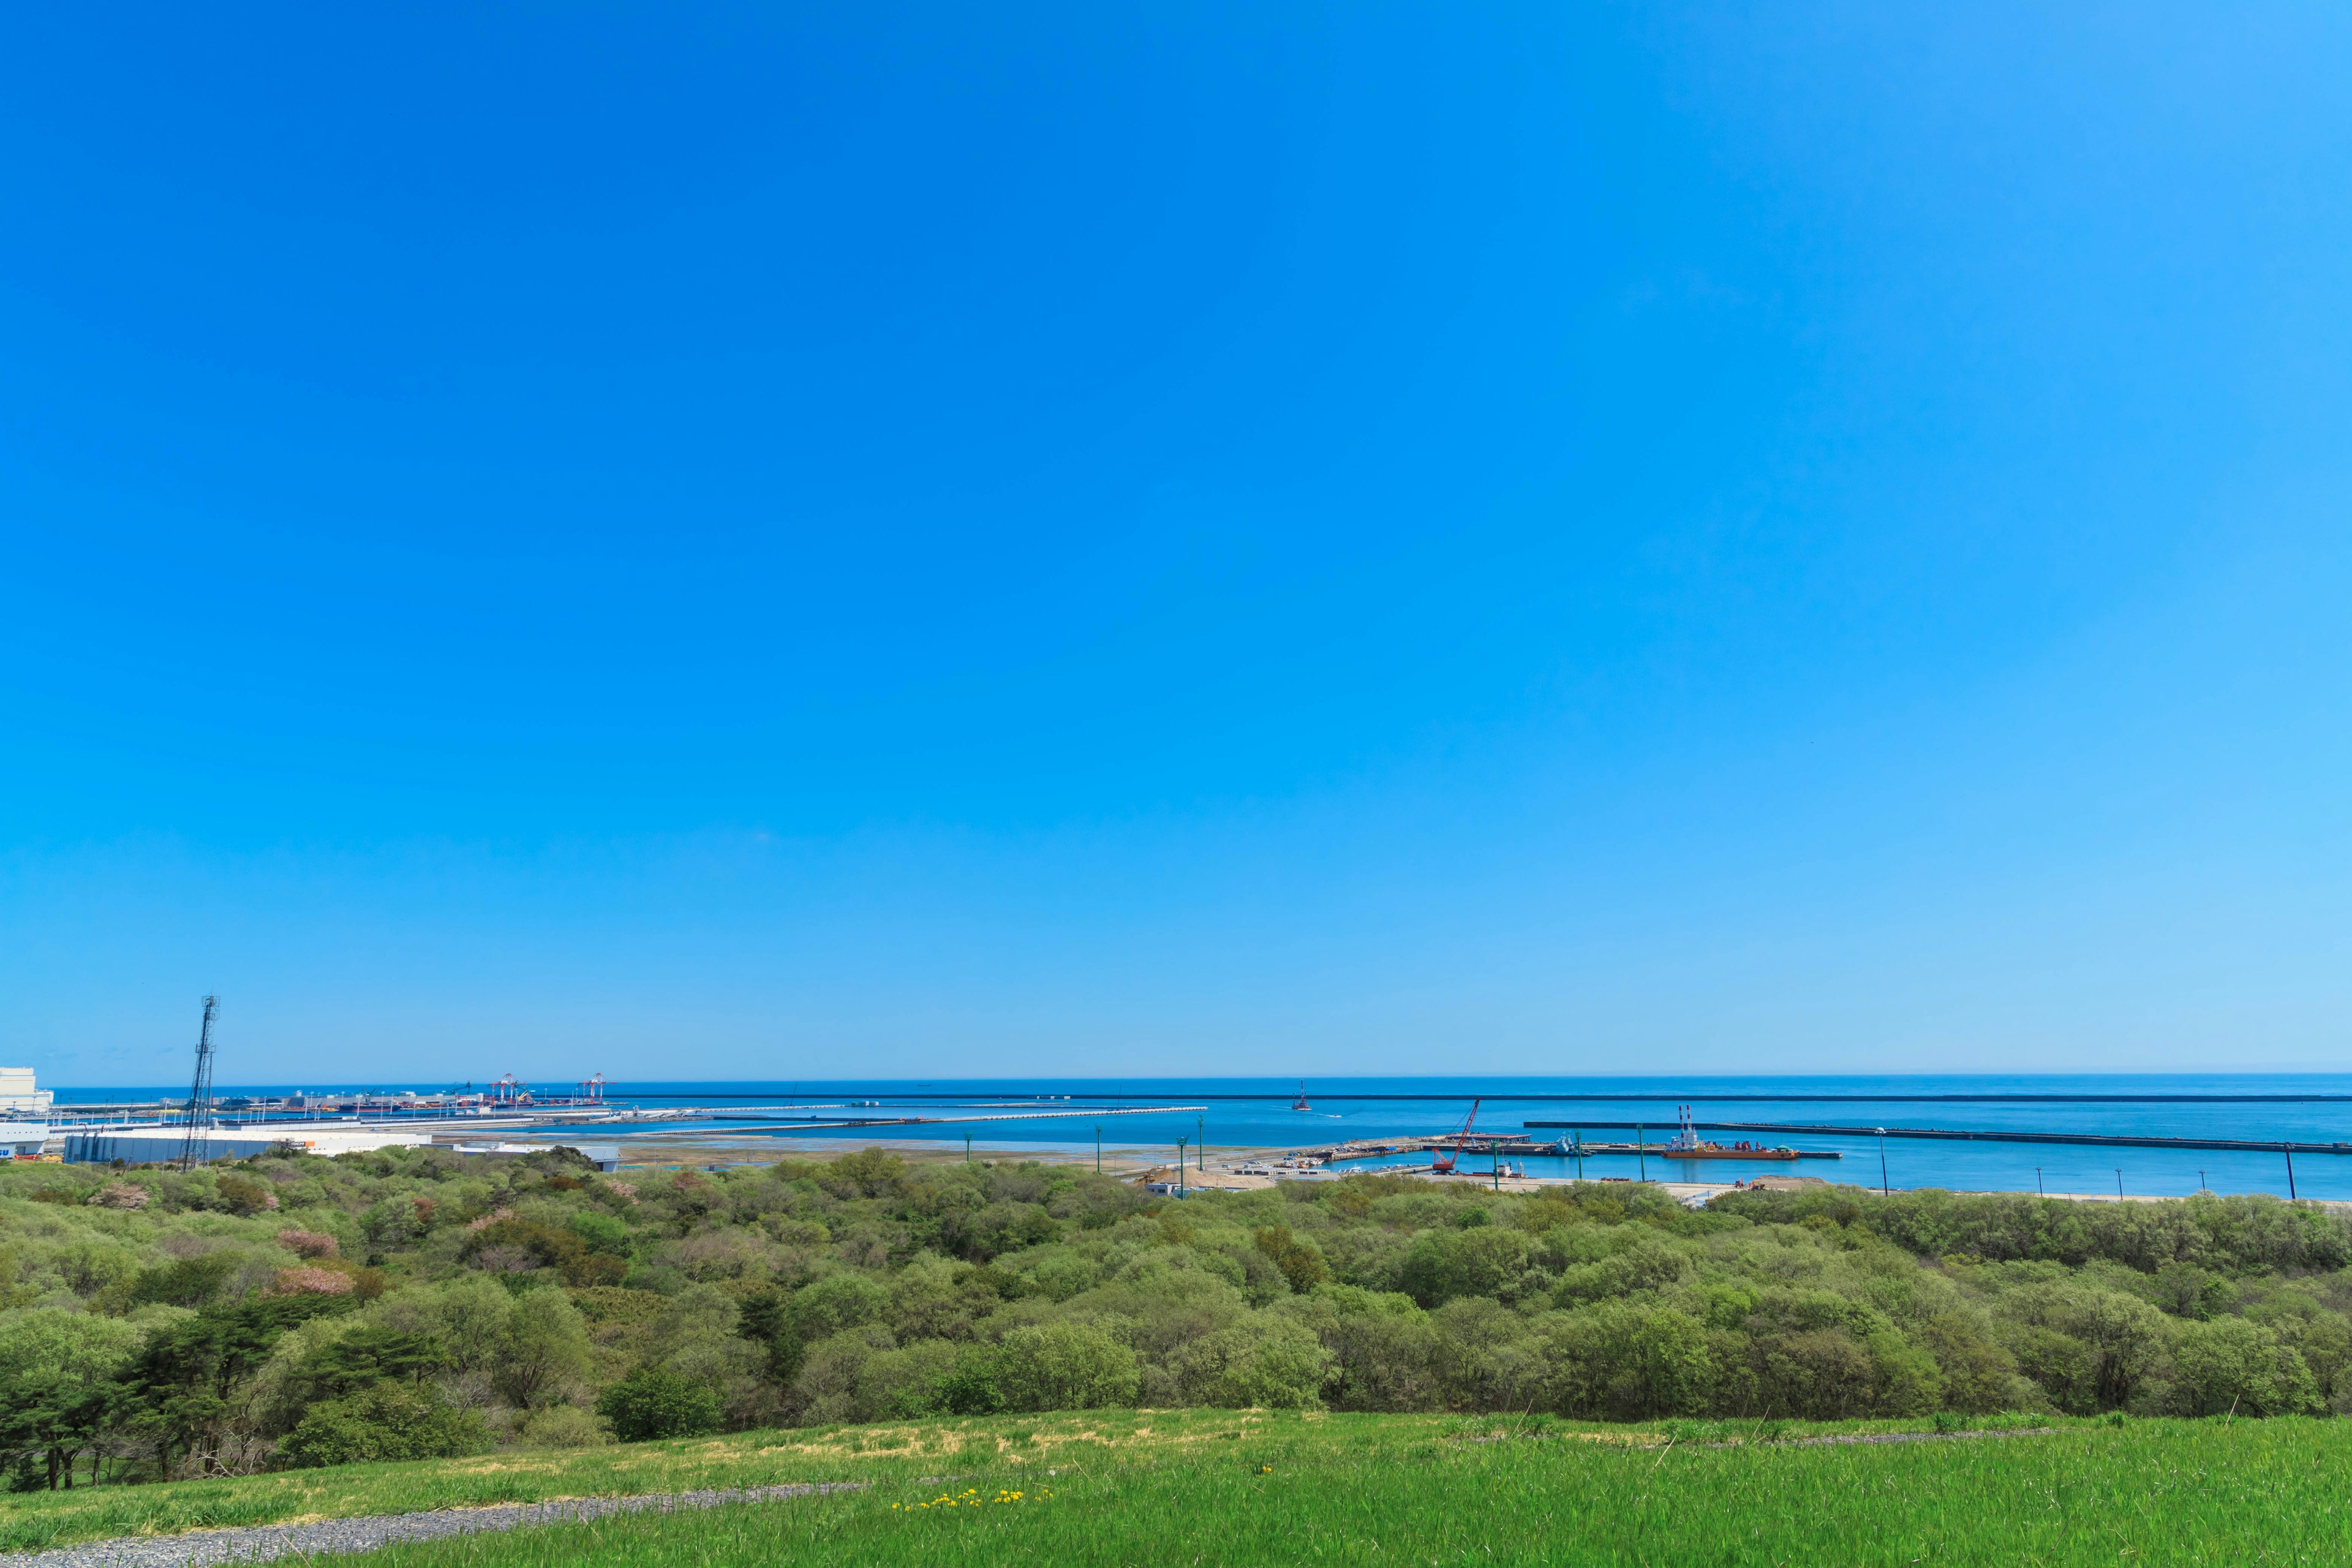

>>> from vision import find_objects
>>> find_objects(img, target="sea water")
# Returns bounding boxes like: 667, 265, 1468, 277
62, 1072, 2352, 1200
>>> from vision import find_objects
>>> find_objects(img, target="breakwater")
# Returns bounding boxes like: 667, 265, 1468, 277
1524, 1120, 2352, 1156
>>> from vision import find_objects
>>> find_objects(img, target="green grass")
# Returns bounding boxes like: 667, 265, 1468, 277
341, 1417, 2352, 1567
12, 1412, 2352, 1564
0, 1409, 1325, 1551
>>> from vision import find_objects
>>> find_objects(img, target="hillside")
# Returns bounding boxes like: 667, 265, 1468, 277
3, 1144, 2350, 1494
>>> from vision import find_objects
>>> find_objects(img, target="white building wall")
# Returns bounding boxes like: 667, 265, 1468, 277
0, 1068, 54, 1115
66, 1127, 431, 1164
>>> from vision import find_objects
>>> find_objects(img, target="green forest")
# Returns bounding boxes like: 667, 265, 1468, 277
3, 1145, 2349, 1491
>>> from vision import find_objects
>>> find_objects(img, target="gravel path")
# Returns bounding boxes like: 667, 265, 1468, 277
0, 1482, 869, 1568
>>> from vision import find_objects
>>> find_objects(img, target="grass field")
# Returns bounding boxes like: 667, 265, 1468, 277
7, 1411, 2348, 1566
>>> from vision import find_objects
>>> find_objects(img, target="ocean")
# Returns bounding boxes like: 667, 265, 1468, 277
55, 1073, 2352, 1200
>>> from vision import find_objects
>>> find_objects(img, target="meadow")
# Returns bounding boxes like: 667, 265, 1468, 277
4, 1408, 2343, 1566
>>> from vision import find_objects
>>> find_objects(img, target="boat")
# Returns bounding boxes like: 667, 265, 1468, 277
1654, 1104, 1830, 1160
1292, 1081, 1313, 1112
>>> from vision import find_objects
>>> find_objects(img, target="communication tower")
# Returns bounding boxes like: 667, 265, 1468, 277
177, 996, 219, 1170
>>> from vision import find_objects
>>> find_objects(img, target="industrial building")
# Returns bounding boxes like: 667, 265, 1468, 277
63, 1125, 434, 1164
1, 1068, 52, 1158
0, 1067, 53, 1115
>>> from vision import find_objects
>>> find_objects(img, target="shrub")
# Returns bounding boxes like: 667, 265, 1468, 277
1253, 1226, 1330, 1294
94, 1182, 151, 1211
1398, 1226, 1537, 1308
126, 1253, 244, 1309
1161, 1318, 1332, 1409
793, 1273, 893, 1340
2167, 1317, 2323, 1417
462, 1216, 625, 1286
214, 1175, 279, 1216
515, 1405, 614, 1449
279, 1382, 489, 1468
570, 1211, 631, 1255
1286, 1287, 1443, 1412
993, 1323, 1141, 1412
1550, 1302, 1714, 1420
271, 1267, 355, 1297
596, 1367, 724, 1441
276, 1229, 338, 1259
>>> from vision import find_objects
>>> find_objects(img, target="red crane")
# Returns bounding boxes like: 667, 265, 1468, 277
1429, 1098, 1482, 1174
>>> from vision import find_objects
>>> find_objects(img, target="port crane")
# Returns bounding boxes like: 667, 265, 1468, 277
1428, 1098, 1482, 1174
176, 996, 219, 1171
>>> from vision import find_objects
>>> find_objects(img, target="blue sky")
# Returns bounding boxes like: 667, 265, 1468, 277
5, 3, 2350, 1085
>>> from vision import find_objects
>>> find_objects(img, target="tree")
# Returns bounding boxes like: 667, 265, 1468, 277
2169, 1317, 2322, 1417
1253, 1226, 1330, 1294
493, 1289, 593, 1409
1551, 1302, 1715, 1420
0, 1368, 114, 1491
1397, 1228, 1537, 1308
992, 1323, 1141, 1412
1999, 1285, 2168, 1411
737, 1289, 805, 1385
116, 1296, 353, 1477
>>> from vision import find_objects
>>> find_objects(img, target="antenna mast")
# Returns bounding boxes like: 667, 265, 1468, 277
178, 996, 219, 1170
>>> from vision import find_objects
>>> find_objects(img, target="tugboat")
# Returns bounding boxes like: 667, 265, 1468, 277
1660, 1103, 1823, 1161
1291, 1081, 1313, 1112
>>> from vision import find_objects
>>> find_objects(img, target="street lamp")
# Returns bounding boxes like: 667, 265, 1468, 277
1875, 1130, 1888, 1197
1095, 1125, 1102, 1175
1176, 1137, 1188, 1198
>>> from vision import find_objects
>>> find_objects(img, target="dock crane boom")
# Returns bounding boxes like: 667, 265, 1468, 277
1429, 1098, 1482, 1174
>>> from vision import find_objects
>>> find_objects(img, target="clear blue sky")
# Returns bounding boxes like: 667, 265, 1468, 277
5, 4, 2349, 1087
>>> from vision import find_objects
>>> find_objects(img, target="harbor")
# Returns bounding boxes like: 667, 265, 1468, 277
11, 1060, 2352, 1202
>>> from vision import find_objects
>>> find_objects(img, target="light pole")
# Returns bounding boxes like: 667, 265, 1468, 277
1875, 1130, 1889, 1197
1637, 1123, 1646, 1183
1095, 1125, 1102, 1175
1197, 1115, 1205, 1174
1175, 1139, 1188, 1197
2286, 1147, 2298, 1202
964, 1133, 972, 1165
2115, 1169, 2124, 1200
2198, 1169, 2206, 1194
2036, 1167, 2044, 1196
1574, 1131, 1585, 1182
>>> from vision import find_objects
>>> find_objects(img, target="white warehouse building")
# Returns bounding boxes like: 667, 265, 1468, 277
64, 1125, 434, 1164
